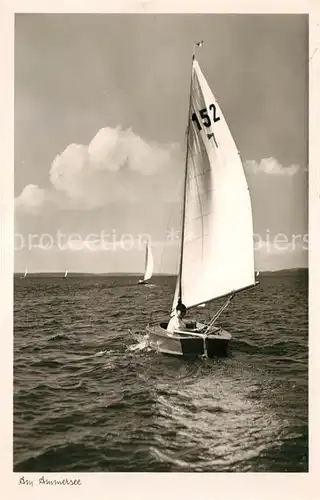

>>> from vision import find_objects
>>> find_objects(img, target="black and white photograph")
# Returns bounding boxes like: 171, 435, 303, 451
9, 10, 311, 480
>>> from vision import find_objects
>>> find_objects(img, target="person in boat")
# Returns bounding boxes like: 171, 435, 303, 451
167, 301, 203, 334
138, 279, 146, 285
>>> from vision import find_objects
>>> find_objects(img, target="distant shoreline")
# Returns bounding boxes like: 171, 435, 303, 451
14, 268, 308, 277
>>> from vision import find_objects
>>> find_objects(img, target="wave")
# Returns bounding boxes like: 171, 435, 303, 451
14, 442, 104, 472
13, 274, 308, 473
127, 334, 150, 352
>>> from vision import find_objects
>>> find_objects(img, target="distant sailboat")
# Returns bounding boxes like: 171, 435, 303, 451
64, 270, 68, 278
146, 42, 258, 358
138, 240, 154, 285
21, 268, 27, 279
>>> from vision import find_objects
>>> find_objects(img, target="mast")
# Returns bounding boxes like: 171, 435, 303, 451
177, 44, 198, 305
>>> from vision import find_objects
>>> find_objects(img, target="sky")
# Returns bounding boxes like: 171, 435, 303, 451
14, 13, 308, 273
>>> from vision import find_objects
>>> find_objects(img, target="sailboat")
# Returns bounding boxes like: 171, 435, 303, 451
138, 240, 154, 285
146, 43, 258, 358
21, 268, 27, 279
64, 270, 68, 278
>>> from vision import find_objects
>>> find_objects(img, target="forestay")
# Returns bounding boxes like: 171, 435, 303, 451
173, 58, 255, 311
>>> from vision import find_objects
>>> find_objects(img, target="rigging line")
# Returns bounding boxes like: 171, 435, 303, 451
204, 293, 235, 334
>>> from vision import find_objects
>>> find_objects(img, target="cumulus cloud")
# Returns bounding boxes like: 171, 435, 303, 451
87, 127, 174, 175
15, 126, 305, 216
15, 126, 181, 213
15, 184, 46, 214
244, 157, 302, 176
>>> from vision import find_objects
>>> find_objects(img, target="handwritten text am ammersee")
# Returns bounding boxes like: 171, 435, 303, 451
18, 476, 82, 487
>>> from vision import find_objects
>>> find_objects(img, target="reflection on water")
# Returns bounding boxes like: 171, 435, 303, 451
152, 365, 288, 471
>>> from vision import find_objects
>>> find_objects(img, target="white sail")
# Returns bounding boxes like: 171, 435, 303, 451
64, 270, 68, 278
173, 58, 255, 311
24, 268, 27, 278
143, 241, 154, 281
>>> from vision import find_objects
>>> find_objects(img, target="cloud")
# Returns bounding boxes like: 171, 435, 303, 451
254, 234, 307, 271
15, 127, 305, 217
245, 157, 302, 176
15, 184, 46, 214
15, 126, 181, 213
87, 127, 174, 175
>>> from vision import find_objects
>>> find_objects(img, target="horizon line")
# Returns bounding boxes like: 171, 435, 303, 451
14, 267, 308, 276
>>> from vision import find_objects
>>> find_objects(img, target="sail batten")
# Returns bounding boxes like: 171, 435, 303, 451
172, 58, 255, 311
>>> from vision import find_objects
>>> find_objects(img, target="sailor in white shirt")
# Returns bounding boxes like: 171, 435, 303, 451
167, 303, 188, 333
167, 301, 205, 334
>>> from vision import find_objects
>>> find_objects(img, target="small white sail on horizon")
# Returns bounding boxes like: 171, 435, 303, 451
23, 268, 27, 278
143, 241, 154, 282
64, 270, 68, 278
172, 57, 255, 313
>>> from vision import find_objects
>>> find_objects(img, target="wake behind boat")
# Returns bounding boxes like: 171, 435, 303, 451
146, 42, 258, 358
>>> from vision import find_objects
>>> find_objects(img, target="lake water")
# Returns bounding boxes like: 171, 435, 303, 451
14, 271, 308, 472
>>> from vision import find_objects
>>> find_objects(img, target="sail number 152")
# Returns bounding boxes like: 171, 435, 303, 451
191, 104, 220, 132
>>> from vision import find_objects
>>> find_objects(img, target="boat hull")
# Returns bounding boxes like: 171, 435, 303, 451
146, 321, 231, 358
138, 281, 155, 287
